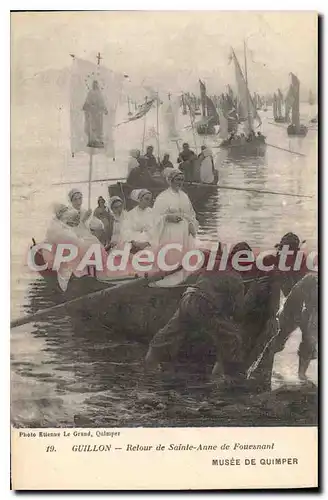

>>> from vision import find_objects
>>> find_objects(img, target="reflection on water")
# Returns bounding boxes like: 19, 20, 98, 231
11, 112, 318, 428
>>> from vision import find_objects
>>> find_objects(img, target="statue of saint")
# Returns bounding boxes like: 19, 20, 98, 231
82, 80, 108, 148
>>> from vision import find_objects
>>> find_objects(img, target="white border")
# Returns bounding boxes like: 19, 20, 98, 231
4, 2, 325, 497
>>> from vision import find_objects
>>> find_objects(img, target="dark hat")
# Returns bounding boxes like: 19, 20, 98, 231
275, 232, 305, 251
230, 241, 253, 257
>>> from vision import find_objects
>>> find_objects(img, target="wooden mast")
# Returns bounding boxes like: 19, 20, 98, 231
243, 40, 252, 133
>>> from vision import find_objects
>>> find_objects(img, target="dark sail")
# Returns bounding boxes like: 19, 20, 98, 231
199, 79, 207, 117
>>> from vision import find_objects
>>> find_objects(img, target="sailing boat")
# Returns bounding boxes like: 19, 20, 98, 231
308, 90, 315, 105
274, 88, 287, 123
286, 73, 308, 137
195, 80, 220, 135
127, 95, 133, 116
219, 43, 266, 156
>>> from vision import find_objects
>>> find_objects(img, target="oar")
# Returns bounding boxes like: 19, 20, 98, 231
266, 143, 306, 157
53, 177, 127, 186
10, 267, 182, 330
184, 181, 313, 199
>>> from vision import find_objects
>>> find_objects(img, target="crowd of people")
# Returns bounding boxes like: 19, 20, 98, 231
44, 166, 198, 289
126, 143, 218, 186
43, 146, 317, 389
221, 130, 266, 147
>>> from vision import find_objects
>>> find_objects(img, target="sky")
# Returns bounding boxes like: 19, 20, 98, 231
11, 11, 318, 97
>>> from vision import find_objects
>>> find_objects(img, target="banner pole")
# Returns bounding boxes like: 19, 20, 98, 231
88, 148, 93, 210
141, 96, 148, 154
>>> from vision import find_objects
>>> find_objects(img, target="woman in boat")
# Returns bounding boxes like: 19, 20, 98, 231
93, 196, 112, 245
159, 153, 174, 172
152, 168, 198, 250
199, 147, 216, 184
68, 188, 92, 226
107, 196, 126, 248
68, 188, 104, 242
44, 203, 106, 290
127, 149, 141, 175
121, 189, 154, 252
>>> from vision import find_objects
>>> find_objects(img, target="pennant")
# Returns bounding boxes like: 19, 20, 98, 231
70, 57, 123, 157
116, 99, 155, 126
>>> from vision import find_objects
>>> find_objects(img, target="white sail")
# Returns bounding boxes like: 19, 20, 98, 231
218, 107, 229, 139
231, 49, 261, 131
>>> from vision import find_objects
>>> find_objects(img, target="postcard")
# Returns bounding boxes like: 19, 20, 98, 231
11, 10, 318, 490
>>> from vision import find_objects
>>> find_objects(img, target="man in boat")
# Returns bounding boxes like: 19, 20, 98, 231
275, 273, 318, 381
144, 145, 158, 174
127, 149, 141, 175
159, 153, 174, 172
145, 244, 249, 383
127, 156, 161, 188
177, 143, 197, 182
243, 232, 308, 389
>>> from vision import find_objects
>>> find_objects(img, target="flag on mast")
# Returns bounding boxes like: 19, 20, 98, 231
70, 57, 123, 157
116, 98, 155, 126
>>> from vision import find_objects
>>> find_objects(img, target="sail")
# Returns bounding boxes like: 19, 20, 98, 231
220, 94, 238, 132
231, 49, 261, 132
199, 79, 207, 117
285, 86, 293, 122
70, 57, 123, 157
309, 90, 314, 105
277, 89, 283, 116
184, 93, 196, 118
290, 73, 300, 127
218, 107, 229, 139
273, 93, 278, 119
205, 95, 220, 124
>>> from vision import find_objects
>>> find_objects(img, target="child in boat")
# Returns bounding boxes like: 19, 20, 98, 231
93, 196, 113, 246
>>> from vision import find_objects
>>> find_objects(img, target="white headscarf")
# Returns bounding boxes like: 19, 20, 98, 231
108, 196, 123, 215
130, 189, 152, 202
68, 188, 82, 203
53, 203, 69, 220
164, 167, 183, 184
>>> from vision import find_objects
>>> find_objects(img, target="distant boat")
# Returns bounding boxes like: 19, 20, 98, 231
286, 73, 308, 137
273, 89, 288, 123
309, 90, 315, 106
219, 42, 266, 156
195, 79, 219, 135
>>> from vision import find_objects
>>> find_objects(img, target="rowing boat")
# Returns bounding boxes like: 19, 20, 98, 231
108, 179, 218, 210
220, 136, 267, 158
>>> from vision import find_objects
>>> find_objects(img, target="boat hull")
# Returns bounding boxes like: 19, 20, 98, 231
274, 117, 288, 123
287, 124, 308, 137
108, 180, 217, 210
220, 138, 267, 157
196, 123, 217, 135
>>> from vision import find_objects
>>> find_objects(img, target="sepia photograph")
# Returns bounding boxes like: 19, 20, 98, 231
11, 10, 318, 439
